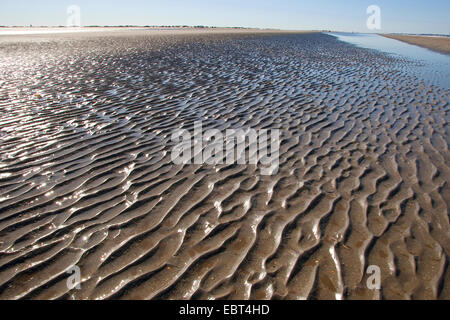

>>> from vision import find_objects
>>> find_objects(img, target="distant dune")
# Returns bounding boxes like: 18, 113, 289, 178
382, 34, 450, 55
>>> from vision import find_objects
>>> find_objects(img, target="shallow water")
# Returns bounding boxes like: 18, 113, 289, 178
0, 32, 448, 300
330, 33, 450, 88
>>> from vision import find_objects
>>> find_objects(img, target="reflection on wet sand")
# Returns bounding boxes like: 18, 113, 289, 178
0, 30, 448, 300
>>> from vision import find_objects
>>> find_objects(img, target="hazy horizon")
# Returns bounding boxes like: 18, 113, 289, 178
0, 0, 449, 35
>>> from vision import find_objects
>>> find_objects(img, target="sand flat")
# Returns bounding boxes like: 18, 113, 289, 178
382, 34, 450, 55
0, 30, 448, 300
0, 27, 316, 42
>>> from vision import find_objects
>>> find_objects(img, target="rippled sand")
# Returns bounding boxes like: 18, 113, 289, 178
0, 30, 449, 300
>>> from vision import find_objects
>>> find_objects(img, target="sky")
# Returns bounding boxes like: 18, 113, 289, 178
0, 0, 449, 34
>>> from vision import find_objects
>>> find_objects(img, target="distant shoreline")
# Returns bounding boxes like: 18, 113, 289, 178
382, 34, 450, 55
0, 26, 317, 36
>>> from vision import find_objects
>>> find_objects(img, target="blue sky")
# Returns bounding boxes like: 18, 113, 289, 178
0, 0, 449, 34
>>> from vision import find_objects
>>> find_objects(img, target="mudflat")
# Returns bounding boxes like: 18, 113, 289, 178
0, 30, 448, 300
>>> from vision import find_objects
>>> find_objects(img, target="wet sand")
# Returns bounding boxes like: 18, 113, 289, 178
0, 30, 449, 300
382, 34, 450, 55
0, 27, 315, 42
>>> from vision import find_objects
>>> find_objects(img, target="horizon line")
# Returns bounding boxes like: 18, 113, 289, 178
0, 25, 449, 36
